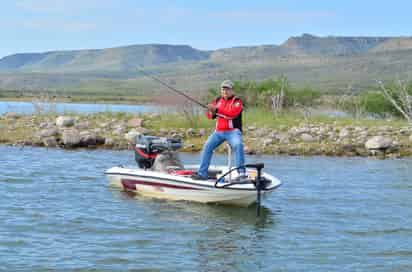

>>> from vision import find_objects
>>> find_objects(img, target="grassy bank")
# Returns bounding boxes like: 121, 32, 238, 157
1, 108, 411, 157
146, 107, 408, 130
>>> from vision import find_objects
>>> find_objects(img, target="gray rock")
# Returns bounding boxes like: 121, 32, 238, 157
82, 134, 104, 146
355, 136, 368, 145
186, 128, 196, 137
170, 132, 184, 139
327, 132, 336, 140
244, 145, 255, 155
39, 122, 49, 129
409, 134, 412, 142
379, 126, 393, 133
278, 133, 290, 144
300, 133, 315, 142
39, 127, 59, 137
125, 130, 141, 144
341, 139, 351, 146
287, 127, 300, 136
93, 128, 102, 134
104, 137, 114, 147
100, 122, 111, 128
128, 118, 144, 127
268, 131, 278, 139
56, 116, 75, 127
339, 128, 350, 138
358, 131, 368, 138
198, 128, 206, 137
159, 128, 168, 136
113, 126, 126, 135
254, 128, 270, 137
80, 132, 97, 146
318, 127, 327, 135
400, 127, 411, 135
365, 136, 393, 150
43, 136, 57, 147
5, 112, 20, 119
79, 130, 91, 136
263, 138, 274, 146
96, 135, 105, 145
136, 127, 151, 135
75, 121, 90, 130
62, 129, 81, 147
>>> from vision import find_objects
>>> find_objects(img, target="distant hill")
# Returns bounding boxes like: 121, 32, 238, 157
369, 37, 412, 52
1, 34, 412, 95
0, 44, 210, 72
281, 33, 391, 56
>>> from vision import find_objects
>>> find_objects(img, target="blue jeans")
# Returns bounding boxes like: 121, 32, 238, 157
198, 129, 245, 178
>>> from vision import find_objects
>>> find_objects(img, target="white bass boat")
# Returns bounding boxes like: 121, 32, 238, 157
105, 135, 281, 208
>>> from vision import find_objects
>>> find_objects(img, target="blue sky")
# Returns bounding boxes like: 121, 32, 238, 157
1, 0, 411, 58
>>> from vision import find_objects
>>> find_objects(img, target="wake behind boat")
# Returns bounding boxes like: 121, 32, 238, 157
105, 135, 281, 208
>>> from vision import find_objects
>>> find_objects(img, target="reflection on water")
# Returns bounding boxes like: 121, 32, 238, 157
110, 188, 279, 271
113, 189, 277, 228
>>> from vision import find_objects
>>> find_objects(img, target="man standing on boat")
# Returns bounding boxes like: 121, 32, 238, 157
192, 80, 246, 180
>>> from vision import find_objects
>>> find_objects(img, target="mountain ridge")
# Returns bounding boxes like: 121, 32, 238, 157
0, 44, 210, 72
1, 34, 412, 93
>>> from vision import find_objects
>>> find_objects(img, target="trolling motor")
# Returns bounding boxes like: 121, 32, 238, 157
215, 163, 270, 216
252, 163, 265, 216
134, 135, 183, 169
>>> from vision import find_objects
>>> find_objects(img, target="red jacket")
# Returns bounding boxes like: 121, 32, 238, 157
206, 96, 243, 131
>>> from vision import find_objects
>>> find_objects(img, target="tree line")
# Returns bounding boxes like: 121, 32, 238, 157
205, 76, 412, 122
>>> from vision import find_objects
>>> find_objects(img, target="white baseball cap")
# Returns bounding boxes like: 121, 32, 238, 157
220, 80, 234, 89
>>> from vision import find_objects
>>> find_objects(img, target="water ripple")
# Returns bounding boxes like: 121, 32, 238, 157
1, 147, 412, 271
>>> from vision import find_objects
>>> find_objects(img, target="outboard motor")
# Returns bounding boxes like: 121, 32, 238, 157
134, 135, 183, 169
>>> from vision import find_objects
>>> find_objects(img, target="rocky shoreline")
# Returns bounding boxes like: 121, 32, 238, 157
1, 112, 412, 158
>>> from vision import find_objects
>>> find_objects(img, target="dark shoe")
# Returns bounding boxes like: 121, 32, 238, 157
191, 173, 208, 180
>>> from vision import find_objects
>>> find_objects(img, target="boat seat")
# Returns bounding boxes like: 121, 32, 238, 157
167, 168, 222, 179
151, 152, 184, 173
168, 169, 195, 176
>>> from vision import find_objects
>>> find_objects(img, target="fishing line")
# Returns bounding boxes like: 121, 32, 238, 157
137, 67, 208, 109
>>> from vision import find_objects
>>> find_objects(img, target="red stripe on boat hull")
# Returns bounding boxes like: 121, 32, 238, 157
121, 179, 205, 191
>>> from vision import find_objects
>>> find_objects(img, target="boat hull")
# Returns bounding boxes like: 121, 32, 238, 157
106, 166, 281, 207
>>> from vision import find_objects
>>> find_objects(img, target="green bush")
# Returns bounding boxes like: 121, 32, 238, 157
360, 91, 398, 117
287, 87, 321, 107
206, 77, 323, 111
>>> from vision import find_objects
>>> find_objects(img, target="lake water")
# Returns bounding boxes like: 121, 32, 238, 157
0, 101, 348, 119
0, 101, 167, 115
1, 146, 411, 271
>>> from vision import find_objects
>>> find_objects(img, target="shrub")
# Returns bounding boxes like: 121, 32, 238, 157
360, 91, 399, 117
287, 87, 321, 107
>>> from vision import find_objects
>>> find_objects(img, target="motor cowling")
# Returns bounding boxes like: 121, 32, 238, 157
134, 135, 183, 169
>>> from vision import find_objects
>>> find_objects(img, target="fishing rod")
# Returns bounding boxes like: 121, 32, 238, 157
137, 67, 208, 109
